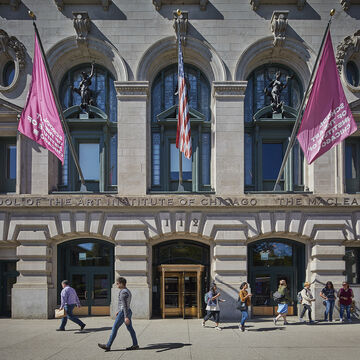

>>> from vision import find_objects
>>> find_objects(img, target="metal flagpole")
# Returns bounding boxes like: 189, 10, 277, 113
29, 11, 87, 191
176, 12, 184, 192
273, 9, 336, 191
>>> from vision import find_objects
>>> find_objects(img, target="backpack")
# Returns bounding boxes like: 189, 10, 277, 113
273, 291, 284, 303
204, 292, 210, 304
297, 290, 303, 304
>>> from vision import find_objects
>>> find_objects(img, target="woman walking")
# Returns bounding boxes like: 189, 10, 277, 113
320, 281, 336, 322
338, 281, 354, 322
238, 282, 252, 332
299, 282, 315, 324
273, 279, 291, 325
202, 282, 224, 331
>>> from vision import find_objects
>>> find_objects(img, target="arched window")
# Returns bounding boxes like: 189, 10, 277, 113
58, 64, 117, 192
151, 64, 211, 192
346, 61, 360, 88
1, 60, 15, 87
244, 64, 304, 191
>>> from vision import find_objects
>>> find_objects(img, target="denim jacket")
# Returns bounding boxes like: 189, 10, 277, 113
207, 290, 219, 307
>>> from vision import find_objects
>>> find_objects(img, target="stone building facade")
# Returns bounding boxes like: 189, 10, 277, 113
0, 0, 360, 321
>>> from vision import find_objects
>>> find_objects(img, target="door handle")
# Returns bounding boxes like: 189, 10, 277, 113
84, 291, 88, 300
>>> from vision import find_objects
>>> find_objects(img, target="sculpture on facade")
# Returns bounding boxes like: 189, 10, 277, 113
264, 71, 293, 114
71, 62, 95, 112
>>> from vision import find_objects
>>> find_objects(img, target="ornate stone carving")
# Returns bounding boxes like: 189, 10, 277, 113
73, 12, 91, 43
153, 0, 208, 11
340, 0, 360, 10
54, 0, 111, 11
0, 0, 21, 10
250, 0, 306, 11
270, 10, 289, 47
0, 29, 26, 69
336, 30, 360, 74
173, 10, 188, 46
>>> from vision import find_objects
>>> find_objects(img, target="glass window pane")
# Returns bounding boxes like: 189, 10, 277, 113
164, 71, 176, 109
70, 242, 111, 267
152, 79, 162, 123
201, 133, 210, 185
2, 61, 15, 87
262, 143, 283, 180
255, 71, 265, 111
170, 143, 192, 181
245, 133, 253, 185
152, 133, 161, 186
293, 139, 303, 185
252, 241, 293, 267
6, 145, 16, 180
79, 143, 100, 181
345, 247, 360, 284
244, 76, 253, 123
109, 77, 117, 123
109, 135, 117, 185
200, 76, 210, 121
346, 61, 360, 87
345, 143, 357, 179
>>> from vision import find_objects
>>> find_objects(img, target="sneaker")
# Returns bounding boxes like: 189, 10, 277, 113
126, 345, 139, 350
202, 321, 205, 327
339, 319, 344, 322
80, 324, 86, 331
241, 325, 245, 332
273, 318, 277, 325
98, 343, 110, 352
215, 326, 222, 331
299, 318, 305, 323
284, 321, 289, 325
56, 328, 65, 331
348, 319, 352, 323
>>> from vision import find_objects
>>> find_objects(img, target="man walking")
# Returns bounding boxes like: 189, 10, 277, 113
57, 280, 86, 331
98, 277, 139, 351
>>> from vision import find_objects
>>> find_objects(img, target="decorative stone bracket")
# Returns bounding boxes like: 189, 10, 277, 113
173, 10, 188, 46
73, 12, 91, 44
340, 0, 360, 10
54, 0, 111, 11
270, 10, 289, 47
0, 29, 26, 69
250, 0, 306, 10
153, 0, 208, 11
336, 30, 360, 74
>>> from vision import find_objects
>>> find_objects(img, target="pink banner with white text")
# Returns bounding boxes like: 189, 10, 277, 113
18, 33, 64, 163
297, 31, 357, 164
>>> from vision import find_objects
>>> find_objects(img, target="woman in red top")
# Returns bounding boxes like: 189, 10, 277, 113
338, 281, 354, 322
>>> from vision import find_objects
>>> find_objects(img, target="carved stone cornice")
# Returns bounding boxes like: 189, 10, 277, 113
336, 30, 360, 74
0, 29, 26, 69
54, 0, 111, 11
213, 81, 248, 99
270, 10, 289, 47
115, 81, 149, 100
72, 12, 91, 44
340, 0, 360, 10
173, 11, 188, 46
153, 0, 208, 11
250, 0, 306, 11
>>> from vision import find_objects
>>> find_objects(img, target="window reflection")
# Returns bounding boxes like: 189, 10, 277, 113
251, 241, 293, 267
70, 242, 111, 267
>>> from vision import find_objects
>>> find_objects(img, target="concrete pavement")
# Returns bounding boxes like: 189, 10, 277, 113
0, 316, 359, 360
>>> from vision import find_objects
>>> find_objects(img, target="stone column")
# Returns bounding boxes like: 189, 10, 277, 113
112, 229, 150, 319
115, 81, 149, 196
12, 230, 53, 318
310, 229, 346, 320
213, 81, 247, 195
213, 228, 247, 320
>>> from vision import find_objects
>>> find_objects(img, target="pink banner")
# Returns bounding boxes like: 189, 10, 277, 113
18, 34, 64, 163
297, 31, 357, 164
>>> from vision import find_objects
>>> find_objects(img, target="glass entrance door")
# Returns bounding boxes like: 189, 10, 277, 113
0, 261, 19, 317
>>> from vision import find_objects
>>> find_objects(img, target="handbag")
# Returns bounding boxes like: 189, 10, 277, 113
236, 297, 247, 311
55, 308, 66, 319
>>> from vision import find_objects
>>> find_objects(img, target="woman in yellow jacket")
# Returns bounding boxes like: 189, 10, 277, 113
239, 282, 252, 332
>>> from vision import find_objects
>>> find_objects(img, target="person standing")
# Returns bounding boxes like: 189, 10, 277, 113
299, 282, 315, 324
338, 281, 354, 323
98, 277, 139, 351
238, 282, 252, 332
57, 280, 86, 331
202, 282, 225, 331
320, 281, 336, 322
273, 279, 291, 325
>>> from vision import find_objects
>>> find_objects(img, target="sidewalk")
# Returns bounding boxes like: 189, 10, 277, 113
0, 316, 359, 360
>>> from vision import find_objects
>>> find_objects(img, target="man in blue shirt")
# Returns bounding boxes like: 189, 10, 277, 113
57, 280, 86, 331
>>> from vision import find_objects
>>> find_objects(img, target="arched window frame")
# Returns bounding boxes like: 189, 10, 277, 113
150, 64, 212, 193
244, 64, 304, 192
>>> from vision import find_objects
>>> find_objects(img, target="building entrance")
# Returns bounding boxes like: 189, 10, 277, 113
0, 260, 19, 317
248, 239, 305, 316
58, 239, 114, 316
152, 240, 210, 318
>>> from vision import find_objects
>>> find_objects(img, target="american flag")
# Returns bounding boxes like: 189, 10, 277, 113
176, 34, 192, 159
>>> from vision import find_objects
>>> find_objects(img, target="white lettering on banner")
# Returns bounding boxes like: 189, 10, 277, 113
307, 103, 352, 152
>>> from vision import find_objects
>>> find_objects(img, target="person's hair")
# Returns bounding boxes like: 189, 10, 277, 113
240, 282, 247, 290
326, 281, 334, 289
342, 281, 349, 287
116, 277, 127, 286
279, 279, 287, 285
304, 282, 310, 287
210, 283, 217, 294
61, 280, 69, 286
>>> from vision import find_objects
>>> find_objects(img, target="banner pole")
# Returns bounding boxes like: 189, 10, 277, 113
272, 9, 335, 191
29, 12, 87, 191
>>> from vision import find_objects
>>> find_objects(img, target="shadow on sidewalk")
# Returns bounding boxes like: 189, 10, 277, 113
73, 326, 112, 333
247, 327, 286, 332
112, 342, 192, 353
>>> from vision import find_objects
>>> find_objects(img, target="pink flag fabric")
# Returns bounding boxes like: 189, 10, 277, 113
18, 33, 64, 163
297, 31, 357, 164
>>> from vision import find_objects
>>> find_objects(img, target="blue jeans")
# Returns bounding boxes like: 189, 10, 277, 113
340, 304, 351, 320
107, 309, 138, 349
324, 300, 335, 321
60, 304, 85, 329
240, 310, 248, 326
